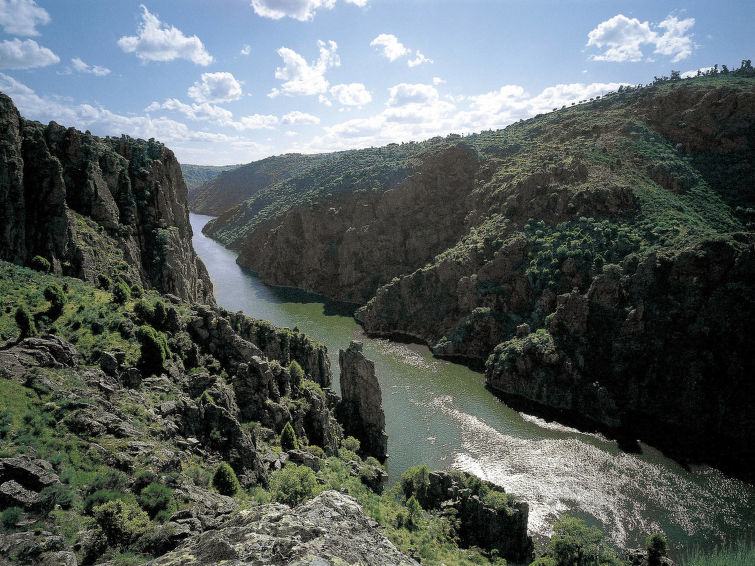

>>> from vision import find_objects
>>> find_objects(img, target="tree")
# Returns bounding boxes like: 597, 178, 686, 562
270, 464, 318, 506
280, 421, 299, 450
15, 306, 35, 339
112, 279, 131, 304
406, 495, 422, 528
137, 325, 170, 376
30, 255, 50, 272
92, 499, 149, 549
44, 283, 67, 319
212, 462, 240, 496
646, 533, 668, 566
288, 360, 304, 383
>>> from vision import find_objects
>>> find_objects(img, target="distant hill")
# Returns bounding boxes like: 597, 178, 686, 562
200, 67, 755, 479
188, 152, 343, 217
180, 163, 241, 191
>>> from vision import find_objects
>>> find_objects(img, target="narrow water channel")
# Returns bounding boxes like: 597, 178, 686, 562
191, 213, 755, 554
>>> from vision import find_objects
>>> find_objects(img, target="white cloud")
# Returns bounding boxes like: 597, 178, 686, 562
0, 0, 49, 36
188, 72, 243, 103
681, 66, 712, 79
407, 50, 432, 68
432, 77, 446, 85
240, 44, 251, 56
282, 110, 320, 125
0, 38, 58, 69
71, 57, 111, 76
344, 0, 368, 5
329, 82, 371, 106
233, 114, 279, 130
586, 13, 695, 63
370, 34, 408, 61
270, 40, 339, 97
118, 5, 213, 66
148, 98, 234, 122
387, 83, 439, 107
250, 0, 335, 21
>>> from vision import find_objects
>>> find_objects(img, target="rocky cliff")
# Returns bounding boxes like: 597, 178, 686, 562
0, 92, 213, 304
337, 341, 388, 462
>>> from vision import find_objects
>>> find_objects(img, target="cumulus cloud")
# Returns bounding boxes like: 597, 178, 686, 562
432, 77, 446, 85
370, 34, 408, 61
681, 66, 713, 78
71, 57, 111, 76
407, 50, 432, 68
188, 72, 243, 103
386, 83, 439, 107
240, 44, 251, 56
147, 98, 233, 122
118, 5, 213, 65
282, 110, 320, 125
586, 13, 695, 63
269, 40, 339, 98
250, 0, 367, 21
0, 38, 58, 69
329, 82, 371, 106
0, 0, 50, 36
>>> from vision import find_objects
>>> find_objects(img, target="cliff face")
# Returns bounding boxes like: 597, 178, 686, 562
0, 92, 213, 304
237, 143, 479, 304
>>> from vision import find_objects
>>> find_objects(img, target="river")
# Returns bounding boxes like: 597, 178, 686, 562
191, 213, 755, 554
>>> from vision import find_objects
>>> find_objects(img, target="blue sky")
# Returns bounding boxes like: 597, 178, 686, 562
0, 0, 752, 165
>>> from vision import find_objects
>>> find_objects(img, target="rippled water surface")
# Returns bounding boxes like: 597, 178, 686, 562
191, 213, 755, 554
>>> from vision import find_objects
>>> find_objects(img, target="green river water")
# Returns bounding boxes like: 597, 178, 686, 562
191, 213, 754, 555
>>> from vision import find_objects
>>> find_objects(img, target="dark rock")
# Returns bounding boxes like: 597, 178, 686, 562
337, 341, 388, 461
0, 456, 60, 492
99, 351, 119, 377
0, 480, 42, 510
287, 449, 320, 471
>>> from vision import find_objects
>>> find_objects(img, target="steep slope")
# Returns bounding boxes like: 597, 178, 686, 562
188, 152, 339, 217
0, 92, 213, 304
180, 163, 240, 191
204, 71, 755, 477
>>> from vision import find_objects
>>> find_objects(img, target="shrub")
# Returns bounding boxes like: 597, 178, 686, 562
212, 462, 239, 496
84, 490, 125, 515
288, 360, 304, 383
112, 280, 131, 304
280, 421, 299, 450
15, 306, 35, 339
545, 516, 623, 566
132, 470, 157, 495
153, 301, 167, 328
133, 300, 154, 323
646, 533, 668, 565
1, 507, 23, 530
483, 489, 509, 511
97, 274, 112, 290
400, 465, 430, 507
31, 255, 51, 272
44, 283, 67, 319
186, 465, 212, 487
93, 498, 150, 549
137, 482, 173, 520
406, 495, 422, 528
269, 464, 319, 506
137, 325, 169, 376
0, 409, 11, 439
341, 436, 360, 452
40, 483, 76, 511
130, 285, 142, 299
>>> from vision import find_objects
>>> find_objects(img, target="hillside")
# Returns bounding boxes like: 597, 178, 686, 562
202, 69, 755, 478
180, 164, 240, 191
188, 152, 342, 217
0, 93, 213, 304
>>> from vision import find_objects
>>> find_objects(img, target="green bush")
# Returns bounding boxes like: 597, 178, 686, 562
646, 533, 668, 565
543, 516, 623, 566
112, 280, 131, 304
137, 482, 173, 520
44, 283, 67, 319
133, 300, 154, 323
31, 255, 51, 272
0, 408, 11, 439
93, 498, 150, 549
97, 274, 112, 290
137, 325, 170, 376
341, 436, 360, 452
14, 306, 35, 339
406, 495, 422, 528
132, 470, 157, 495
40, 483, 76, 511
400, 465, 430, 507
280, 421, 299, 450
84, 490, 125, 515
130, 285, 143, 299
1, 507, 23, 530
153, 301, 167, 328
269, 464, 319, 506
212, 462, 239, 496
288, 360, 304, 383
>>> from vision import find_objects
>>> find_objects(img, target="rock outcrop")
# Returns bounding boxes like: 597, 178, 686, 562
148, 491, 418, 566
0, 92, 213, 303
337, 341, 388, 462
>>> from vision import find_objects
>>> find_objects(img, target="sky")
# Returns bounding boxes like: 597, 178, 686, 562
0, 0, 752, 165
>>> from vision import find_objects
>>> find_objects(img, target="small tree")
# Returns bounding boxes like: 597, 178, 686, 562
341, 436, 360, 452
138, 482, 173, 520
288, 360, 304, 383
1, 507, 23, 530
30, 255, 51, 272
212, 462, 239, 496
153, 301, 167, 328
270, 464, 318, 506
280, 421, 299, 450
112, 279, 131, 304
646, 533, 668, 566
406, 495, 422, 528
137, 325, 170, 376
14, 306, 35, 339
44, 283, 67, 319
97, 274, 111, 290
92, 499, 149, 548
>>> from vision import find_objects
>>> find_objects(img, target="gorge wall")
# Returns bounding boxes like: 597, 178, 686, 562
0, 92, 213, 304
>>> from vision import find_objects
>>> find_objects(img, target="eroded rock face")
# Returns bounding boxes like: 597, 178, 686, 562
0, 92, 213, 304
337, 341, 388, 462
147, 491, 418, 566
